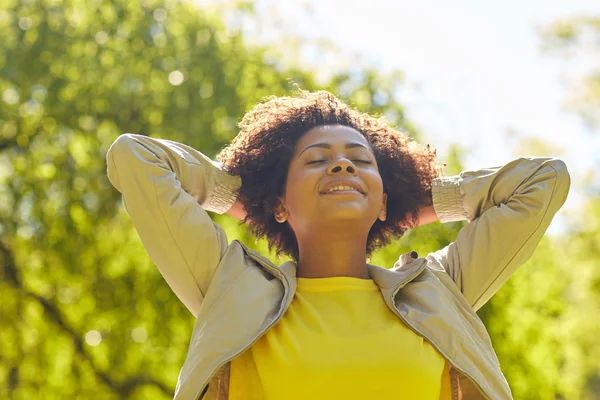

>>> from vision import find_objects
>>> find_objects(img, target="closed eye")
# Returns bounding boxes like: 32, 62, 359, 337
307, 160, 372, 165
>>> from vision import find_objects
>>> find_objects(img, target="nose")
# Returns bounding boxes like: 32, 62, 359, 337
327, 158, 358, 176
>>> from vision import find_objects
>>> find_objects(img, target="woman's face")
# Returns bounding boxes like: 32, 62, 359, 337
275, 125, 387, 235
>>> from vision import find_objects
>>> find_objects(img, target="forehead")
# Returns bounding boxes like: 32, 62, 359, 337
295, 125, 369, 152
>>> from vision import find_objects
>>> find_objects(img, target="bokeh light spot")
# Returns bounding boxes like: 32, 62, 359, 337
18, 17, 32, 31
85, 330, 102, 346
31, 84, 48, 103
153, 8, 167, 22
3, 88, 19, 105
199, 82, 213, 99
131, 327, 148, 343
95, 31, 109, 45
168, 70, 184, 86
23, 100, 41, 116
78, 115, 97, 131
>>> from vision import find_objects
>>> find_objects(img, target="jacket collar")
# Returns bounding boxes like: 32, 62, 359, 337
275, 251, 427, 294
367, 256, 428, 292
236, 241, 426, 296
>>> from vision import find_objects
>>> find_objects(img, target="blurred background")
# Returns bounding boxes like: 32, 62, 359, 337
1, 0, 599, 398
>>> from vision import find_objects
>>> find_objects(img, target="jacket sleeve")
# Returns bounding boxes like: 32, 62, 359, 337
427, 157, 570, 311
106, 133, 241, 317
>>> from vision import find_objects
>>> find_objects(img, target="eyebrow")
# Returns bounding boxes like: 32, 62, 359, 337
297, 142, 373, 158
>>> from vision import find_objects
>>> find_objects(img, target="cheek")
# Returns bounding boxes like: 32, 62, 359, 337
369, 176, 385, 204
286, 171, 320, 206
368, 170, 384, 191
288, 167, 317, 188
369, 190, 383, 207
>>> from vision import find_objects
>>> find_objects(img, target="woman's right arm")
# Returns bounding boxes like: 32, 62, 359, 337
225, 198, 247, 221
106, 133, 242, 317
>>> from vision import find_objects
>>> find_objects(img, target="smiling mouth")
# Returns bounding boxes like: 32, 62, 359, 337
321, 190, 363, 196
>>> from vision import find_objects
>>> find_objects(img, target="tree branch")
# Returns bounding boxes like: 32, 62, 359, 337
0, 241, 173, 398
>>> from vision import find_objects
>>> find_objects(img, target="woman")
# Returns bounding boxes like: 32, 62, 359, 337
106, 90, 570, 400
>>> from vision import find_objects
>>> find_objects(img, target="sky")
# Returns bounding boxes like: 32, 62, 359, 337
199, 0, 600, 235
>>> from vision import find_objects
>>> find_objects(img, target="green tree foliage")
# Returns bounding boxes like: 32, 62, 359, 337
472, 15, 600, 399
0, 0, 464, 398
478, 198, 600, 400
6, 0, 598, 398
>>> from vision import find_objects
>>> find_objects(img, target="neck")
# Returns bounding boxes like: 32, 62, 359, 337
295, 228, 370, 279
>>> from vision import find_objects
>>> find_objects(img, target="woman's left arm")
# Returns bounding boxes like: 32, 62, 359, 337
425, 157, 570, 311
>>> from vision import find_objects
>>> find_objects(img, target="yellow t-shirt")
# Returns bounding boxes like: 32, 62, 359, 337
230, 276, 452, 399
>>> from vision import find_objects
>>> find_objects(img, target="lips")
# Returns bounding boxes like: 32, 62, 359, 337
320, 180, 365, 194
323, 190, 362, 196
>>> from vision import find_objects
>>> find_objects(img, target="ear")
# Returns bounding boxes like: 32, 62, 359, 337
378, 192, 387, 222
274, 197, 289, 223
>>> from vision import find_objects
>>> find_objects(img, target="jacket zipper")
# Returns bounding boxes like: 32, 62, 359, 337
388, 281, 491, 400
194, 254, 292, 400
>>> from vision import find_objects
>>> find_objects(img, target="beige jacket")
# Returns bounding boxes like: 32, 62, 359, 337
106, 133, 570, 400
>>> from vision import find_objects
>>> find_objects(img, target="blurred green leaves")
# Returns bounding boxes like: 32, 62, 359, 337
0, 0, 418, 398
1, 0, 598, 398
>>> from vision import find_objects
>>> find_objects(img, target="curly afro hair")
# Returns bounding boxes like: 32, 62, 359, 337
216, 89, 444, 263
